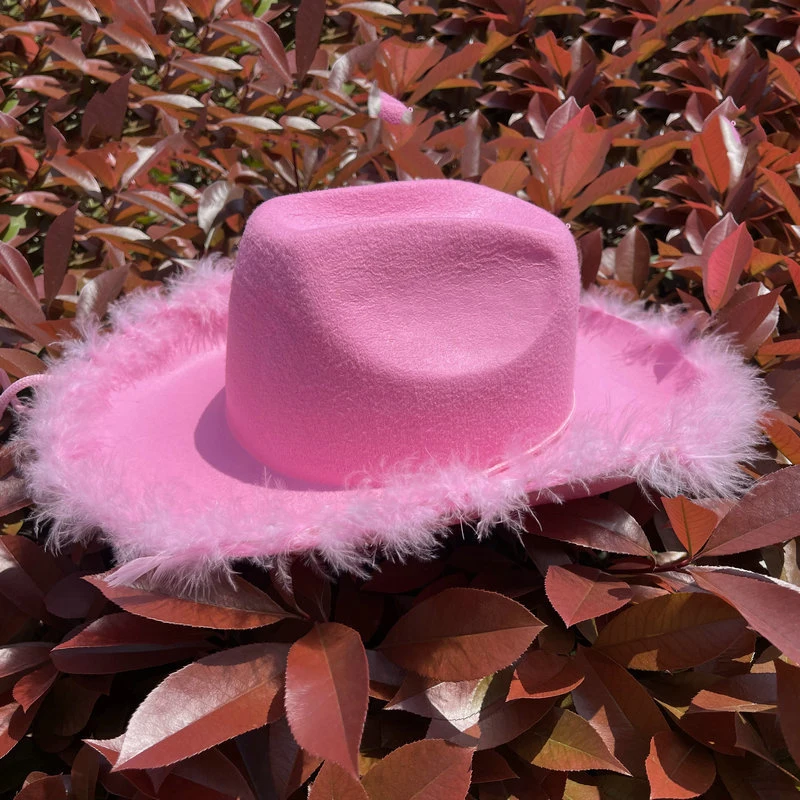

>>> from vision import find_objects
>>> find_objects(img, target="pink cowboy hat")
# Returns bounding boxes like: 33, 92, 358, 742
9, 180, 769, 584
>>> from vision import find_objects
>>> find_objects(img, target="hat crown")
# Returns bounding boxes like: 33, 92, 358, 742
225, 180, 579, 487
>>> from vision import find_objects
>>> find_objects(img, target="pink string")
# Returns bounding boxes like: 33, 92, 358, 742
0, 373, 50, 419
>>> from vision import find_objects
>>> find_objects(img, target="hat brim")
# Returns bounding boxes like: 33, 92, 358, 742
19, 260, 769, 583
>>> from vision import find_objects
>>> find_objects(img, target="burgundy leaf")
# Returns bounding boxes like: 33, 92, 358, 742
0, 643, 53, 679
75, 265, 129, 321
43, 204, 77, 306
286, 623, 368, 777
0, 242, 39, 308
645, 730, 716, 799
295, 0, 327, 81
0, 536, 62, 618
594, 592, 746, 670
81, 72, 130, 141
702, 222, 752, 311
308, 761, 368, 800
114, 643, 286, 770
407, 43, 484, 105
662, 496, 719, 556
529, 498, 653, 558
379, 588, 544, 681
702, 466, 800, 556
12, 662, 58, 711
614, 227, 651, 291
50, 613, 208, 673
511, 707, 630, 774
688, 566, 800, 666
545, 565, 632, 627
572, 646, 669, 777
85, 570, 294, 629
360, 739, 473, 800
775, 660, 800, 768
510, 650, 584, 699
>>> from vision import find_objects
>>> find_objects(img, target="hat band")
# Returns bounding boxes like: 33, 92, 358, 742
485, 390, 576, 478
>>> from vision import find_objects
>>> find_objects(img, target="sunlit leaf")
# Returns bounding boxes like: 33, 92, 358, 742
379, 588, 544, 681
286, 623, 368, 777
595, 592, 746, 670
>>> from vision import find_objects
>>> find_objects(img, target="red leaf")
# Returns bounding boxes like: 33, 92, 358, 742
76, 265, 129, 321
691, 115, 732, 193
42, 204, 77, 306
0, 536, 62, 618
0, 242, 39, 308
701, 466, 800, 556
0, 350, 46, 380
594, 592, 747, 670
378, 588, 544, 681
511, 650, 584, 699
479, 161, 530, 194
196, 181, 241, 234
471, 749, 518, 783
360, 739, 473, 800
529, 498, 653, 558
308, 761, 368, 800
702, 222, 752, 311
661, 496, 719, 556
0, 274, 46, 339
535, 31, 571, 80
760, 167, 800, 226
534, 114, 610, 211
431, 697, 555, 750
388, 670, 509, 724
545, 565, 632, 627
114, 643, 286, 770
286, 623, 368, 777
614, 227, 651, 291
715, 285, 781, 358
50, 613, 208, 673
511, 707, 630, 775
81, 72, 130, 141
0, 700, 37, 758
566, 165, 640, 222
212, 19, 292, 84
267, 717, 322, 800
295, 0, 327, 81
775, 660, 800, 768
688, 566, 800, 666
645, 730, 716, 799
155, 747, 257, 800
13, 662, 58, 711
407, 42, 484, 105
85, 570, 294, 629
390, 144, 444, 180
578, 227, 603, 288
0, 643, 52, 679
716, 752, 799, 798
46, 573, 102, 620
13, 775, 68, 800
691, 673, 776, 713
768, 52, 800, 106
572, 647, 669, 777
71, 744, 101, 800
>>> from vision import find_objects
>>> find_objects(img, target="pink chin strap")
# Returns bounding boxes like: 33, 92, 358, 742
0, 373, 50, 419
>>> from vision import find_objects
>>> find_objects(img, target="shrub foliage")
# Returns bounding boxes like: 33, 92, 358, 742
1, 0, 800, 797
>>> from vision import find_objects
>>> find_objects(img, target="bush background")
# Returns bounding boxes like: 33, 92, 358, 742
1, 0, 800, 797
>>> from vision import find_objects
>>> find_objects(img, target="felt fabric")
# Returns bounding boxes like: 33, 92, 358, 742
226, 181, 578, 486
